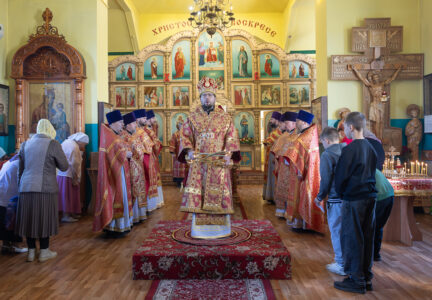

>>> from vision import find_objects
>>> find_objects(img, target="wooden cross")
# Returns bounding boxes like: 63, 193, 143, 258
331, 18, 424, 152
386, 145, 400, 160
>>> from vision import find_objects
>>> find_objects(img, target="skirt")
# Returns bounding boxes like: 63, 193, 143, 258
57, 176, 81, 214
15, 192, 59, 238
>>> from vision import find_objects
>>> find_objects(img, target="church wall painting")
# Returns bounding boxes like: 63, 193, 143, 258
29, 82, 72, 143
259, 84, 282, 107
0, 84, 9, 136
171, 85, 191, 108
289, 61, 309, 79
289, 84, 310, 106
232, 84, 253, 107
144, 86, 165, 108
234, 112, 255, 144
144, 55, 164, 80
115, 86, 137, 109
170, 112, 189, 136
172, 40, 191, 80
197, 31, 224, 68
232, 39, 253, 79
259, 53, 280, 79
154, 112, 164, 142
115, 63, 136, 81
198, 70, 225, 90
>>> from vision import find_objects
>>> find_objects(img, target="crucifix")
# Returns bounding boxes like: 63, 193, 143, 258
331, 18, 424, 152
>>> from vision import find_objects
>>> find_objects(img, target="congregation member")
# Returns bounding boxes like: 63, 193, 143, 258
146, 110, 164, 211
364, 128, 385, 171
334, 112, 377, 294
123, 112, 149, 223
93, 110, 133, 235
0, 155, 27, 254
16, 119, 69, 262
262, 111, 282, 202
284, 110, 324, 233
314, 127, 346, 276
57, 132, 89, 223
271, 111, 298, 217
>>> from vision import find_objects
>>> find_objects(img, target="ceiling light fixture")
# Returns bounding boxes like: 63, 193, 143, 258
188, 0, 235, 37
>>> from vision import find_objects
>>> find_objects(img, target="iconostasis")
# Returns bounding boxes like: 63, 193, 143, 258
108, 29, 316, 172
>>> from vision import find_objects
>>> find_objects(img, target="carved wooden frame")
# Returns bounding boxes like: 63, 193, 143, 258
11, 8, 86, 149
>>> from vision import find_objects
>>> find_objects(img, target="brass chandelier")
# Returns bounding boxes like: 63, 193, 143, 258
188, 0, 235, 37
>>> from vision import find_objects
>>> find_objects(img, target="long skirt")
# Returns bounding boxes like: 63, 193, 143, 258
15, 192, 59, 238
57, 176, 81, 214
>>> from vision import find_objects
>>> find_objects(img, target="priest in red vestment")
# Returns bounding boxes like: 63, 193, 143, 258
93, 110, 133, 234
284, 110, 325, 233
263, 111, 282, 202
169, 121, 188, 187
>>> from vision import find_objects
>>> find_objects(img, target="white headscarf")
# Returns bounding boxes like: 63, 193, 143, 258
0, 147, 5, 159
36, 119, 57, 140
68, 132, 89, 144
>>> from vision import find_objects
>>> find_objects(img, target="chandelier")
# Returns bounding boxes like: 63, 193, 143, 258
188, 0, 235, 37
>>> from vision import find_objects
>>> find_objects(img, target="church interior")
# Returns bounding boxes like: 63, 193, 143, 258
1, 0, 432, 299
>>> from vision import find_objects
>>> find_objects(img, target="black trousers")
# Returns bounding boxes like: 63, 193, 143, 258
341, 198, 376, 285
0, 206, 22, 244
374, 196, 394, 258
26, 237, 49, 249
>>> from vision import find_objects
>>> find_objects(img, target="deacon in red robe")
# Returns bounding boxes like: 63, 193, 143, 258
284, 110, 325, 233
263, 112, 282, 202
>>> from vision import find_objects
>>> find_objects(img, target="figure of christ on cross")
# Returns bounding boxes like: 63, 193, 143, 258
349, 64, 402, 141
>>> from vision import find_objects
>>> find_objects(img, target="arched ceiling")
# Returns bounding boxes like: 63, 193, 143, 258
129, 0, 292, 14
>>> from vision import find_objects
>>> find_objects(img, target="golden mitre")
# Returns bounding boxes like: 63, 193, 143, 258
197, 76, 218, 95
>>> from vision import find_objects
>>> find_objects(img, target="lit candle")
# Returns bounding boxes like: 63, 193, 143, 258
411, 162, 414, 175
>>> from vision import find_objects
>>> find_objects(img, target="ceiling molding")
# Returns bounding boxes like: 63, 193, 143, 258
115, 0, 140, 54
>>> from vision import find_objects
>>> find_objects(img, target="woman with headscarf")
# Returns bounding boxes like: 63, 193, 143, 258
15, 119, 68, 262
57, 132, 89, 223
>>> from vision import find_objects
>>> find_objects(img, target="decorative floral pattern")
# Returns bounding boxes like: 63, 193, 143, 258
148, 279, 274, 300
133, 220, 291, 280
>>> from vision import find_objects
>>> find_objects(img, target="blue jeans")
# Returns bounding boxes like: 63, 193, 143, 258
327, 200, 343, 266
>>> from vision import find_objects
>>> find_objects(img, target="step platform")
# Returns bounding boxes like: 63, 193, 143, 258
133, 220, 291, 280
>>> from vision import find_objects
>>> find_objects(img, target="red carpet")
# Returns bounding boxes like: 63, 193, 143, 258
145, 279, 276, 300
133, 220, 291, 280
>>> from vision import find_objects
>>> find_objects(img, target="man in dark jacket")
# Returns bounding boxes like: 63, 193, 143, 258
315, 127, 346, 276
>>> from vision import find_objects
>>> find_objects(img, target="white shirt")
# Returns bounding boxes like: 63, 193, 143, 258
0, 160, 19, 207
57, 139, 83, 181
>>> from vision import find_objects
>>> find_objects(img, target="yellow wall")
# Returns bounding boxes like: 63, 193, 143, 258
0, 0, 8, 86
315, 0, 327, 97
5, 0, 107, 124
285, 0, 316, 52
326, 0, 423, 119
421, 0, 432, 75
108, 2, 133, 53
136, 12, 286, 49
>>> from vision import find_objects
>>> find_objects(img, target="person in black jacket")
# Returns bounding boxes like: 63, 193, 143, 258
333, 112, 377, 294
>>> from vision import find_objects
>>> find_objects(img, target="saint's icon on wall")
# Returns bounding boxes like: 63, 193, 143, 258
232, 39, 253, 79
144, 86, 165, 108
233, 85, 252, 106
172, 86, 190, 107
198, 70, 225, 90
234, 112, 255, 144
30, 83, 72, 143
115, 63, 136, 81
259, 53, 280, 78
144, 55, 163, 80
289, 61, 310, 79
289, 84, 310, 106
115, 86, 137, 108
197, 31, 224, 68
154, 112, 164, 142
260, 84, 281, 106
0, 84, 9, 136
172, 40, 191, 80
171, 112, 188, 135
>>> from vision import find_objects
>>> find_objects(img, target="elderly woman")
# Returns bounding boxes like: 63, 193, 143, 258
57, 133, 89, 223
15, 119, 68, 262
